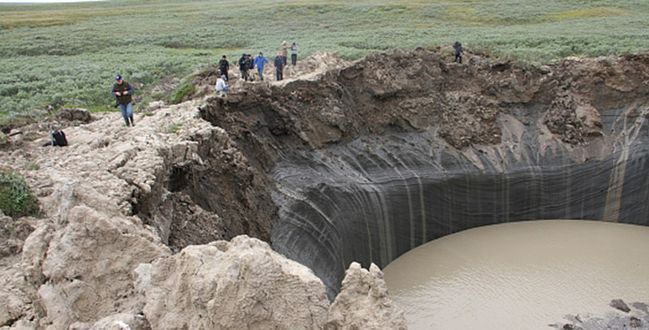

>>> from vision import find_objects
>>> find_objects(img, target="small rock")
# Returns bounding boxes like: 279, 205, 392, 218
326, 262, 406, 330
8, 129, 23, 145
0, 131, 8, 147
539, 65, 552, 74
147, 101, 165, 111
58, 108, 92, 123
630, 316, 642, 328
610, 299, 631, 313
631, 302, 649, 313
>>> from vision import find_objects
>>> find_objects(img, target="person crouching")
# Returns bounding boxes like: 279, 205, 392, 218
215, 74, 229, 96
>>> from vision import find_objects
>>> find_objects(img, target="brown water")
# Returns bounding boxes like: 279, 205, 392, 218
383, 220, 649, 330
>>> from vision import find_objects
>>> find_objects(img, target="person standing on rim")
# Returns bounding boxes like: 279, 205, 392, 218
290, 42, 298, 66
274, 51, 284, 81
112, 74, 134, 127
453, 41, 464, 64
239, 53, 250, 81
218, 55, 230, 81
280, 41, 289, 66
254, 52, 268, 81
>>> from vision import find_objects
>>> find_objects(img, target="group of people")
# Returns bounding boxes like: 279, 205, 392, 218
110, 41, 464, 126
214, 41, 299, 95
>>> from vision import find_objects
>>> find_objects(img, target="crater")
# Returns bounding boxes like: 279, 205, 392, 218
189, 49, 649, 300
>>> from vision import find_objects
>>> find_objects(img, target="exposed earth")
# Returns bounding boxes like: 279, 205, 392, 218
1, 48, 649, 329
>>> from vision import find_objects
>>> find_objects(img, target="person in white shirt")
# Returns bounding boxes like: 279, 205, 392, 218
215, 74, 229, 96
290, 42, 298, 66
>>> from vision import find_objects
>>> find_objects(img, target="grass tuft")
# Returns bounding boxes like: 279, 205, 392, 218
167, 122, 183, 134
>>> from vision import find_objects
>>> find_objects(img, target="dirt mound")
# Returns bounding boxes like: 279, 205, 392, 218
283, 52, 349, 81
136, 235, 329, 330
544, 92, 603, 144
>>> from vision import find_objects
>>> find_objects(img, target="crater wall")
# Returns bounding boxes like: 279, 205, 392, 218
272, 114, 649, 297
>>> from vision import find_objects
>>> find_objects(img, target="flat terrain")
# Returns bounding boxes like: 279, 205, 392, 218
1, 0, 649, 125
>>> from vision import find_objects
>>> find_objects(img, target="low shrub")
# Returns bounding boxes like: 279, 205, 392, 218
169, 80, 195, 104
0, 171, 39, 217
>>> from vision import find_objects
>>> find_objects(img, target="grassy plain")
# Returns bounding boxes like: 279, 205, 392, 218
1, 0, 649, 125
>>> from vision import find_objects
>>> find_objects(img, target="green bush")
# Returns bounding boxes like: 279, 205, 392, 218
169, 80, 195, 104
0, 171, 39, 217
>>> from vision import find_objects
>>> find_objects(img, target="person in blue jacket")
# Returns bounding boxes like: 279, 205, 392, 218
254, 52, 268, 81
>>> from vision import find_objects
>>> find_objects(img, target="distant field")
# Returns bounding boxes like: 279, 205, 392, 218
1, 0, 649, 126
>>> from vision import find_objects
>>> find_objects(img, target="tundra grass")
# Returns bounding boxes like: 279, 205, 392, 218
1, 0, 649, 125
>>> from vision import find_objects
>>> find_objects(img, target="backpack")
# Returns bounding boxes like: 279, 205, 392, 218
51, 130, 68, 147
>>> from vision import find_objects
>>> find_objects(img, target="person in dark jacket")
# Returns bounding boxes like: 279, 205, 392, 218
218, 55, 230, 81
453, 41, 464, 64
112, 74, 134, 127
274, 52, 284, 81
245, 54, 254, 81
239, 53, 250, 81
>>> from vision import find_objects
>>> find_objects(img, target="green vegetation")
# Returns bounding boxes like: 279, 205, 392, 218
1, 0, 649, 126
23, 161, 39, 171
0, 171, 39, 217
169, 80, 196, 104
167, 122, 183, 134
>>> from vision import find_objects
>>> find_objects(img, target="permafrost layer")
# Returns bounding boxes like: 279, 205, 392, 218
272, 113, 649, 296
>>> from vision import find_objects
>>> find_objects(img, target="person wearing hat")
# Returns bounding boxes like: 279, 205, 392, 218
112, 74, 135, 127
254, 52, 268, 81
